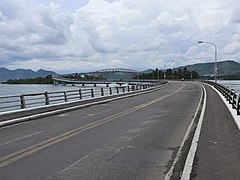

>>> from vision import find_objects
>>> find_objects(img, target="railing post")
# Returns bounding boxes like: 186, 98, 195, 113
101, 87, 104, 96
232, 92, 236, 109
91, 89, 94, 97
229, 91, 233, 104
227, 89, 230, 103
127, 86, 130, 92
64, 91, 68, 102
224, 87, 228, 98
237, 95, 240, 115
109, 87, 112, 95
79, 89, 82, 99
116, 86, 119, 94
122, 87, 125, 93
44, 91, 49, 105
20, 95, 26, 109
131, 85, 135, 91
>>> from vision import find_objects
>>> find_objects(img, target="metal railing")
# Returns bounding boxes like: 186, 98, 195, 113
0, 84, 154, 113
204, 81, 240, 115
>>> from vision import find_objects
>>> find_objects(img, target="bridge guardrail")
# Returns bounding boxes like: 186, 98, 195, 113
0, 84, 154, 113
203, 81, 240, 115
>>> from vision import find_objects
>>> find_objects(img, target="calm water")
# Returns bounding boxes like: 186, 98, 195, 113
0, 84, 99, 97
218, 80, 240, 94
0, 80, 239, 97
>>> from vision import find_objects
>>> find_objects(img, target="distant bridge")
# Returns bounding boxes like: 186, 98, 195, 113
52, 68, 144, 87
52, 77, 159, 87
95, 68, 138, 74
77, 68, 139, 76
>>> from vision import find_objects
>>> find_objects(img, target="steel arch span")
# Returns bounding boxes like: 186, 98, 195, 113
95, 68, 138, 74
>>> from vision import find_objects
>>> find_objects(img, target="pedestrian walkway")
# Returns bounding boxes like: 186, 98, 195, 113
191, 84, 240, 180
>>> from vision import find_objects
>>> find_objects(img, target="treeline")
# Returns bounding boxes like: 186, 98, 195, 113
136, 67, 199, 80
4, 75, 53, 84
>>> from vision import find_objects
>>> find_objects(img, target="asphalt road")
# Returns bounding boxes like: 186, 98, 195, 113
0, 82, 202, 180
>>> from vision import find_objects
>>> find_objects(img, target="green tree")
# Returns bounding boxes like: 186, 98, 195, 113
166, 69, 172, 79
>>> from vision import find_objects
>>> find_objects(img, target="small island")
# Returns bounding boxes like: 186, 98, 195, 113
2, 75, 54, 84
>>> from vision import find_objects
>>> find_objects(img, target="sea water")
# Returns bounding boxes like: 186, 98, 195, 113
218, 80, 240, 94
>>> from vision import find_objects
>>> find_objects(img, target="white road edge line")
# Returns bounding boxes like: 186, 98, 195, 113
164, 83, 204, 180
180, 84, 207, 180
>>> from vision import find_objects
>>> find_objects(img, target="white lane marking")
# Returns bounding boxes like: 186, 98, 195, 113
180, 84, 207, 180
58, 114, 69, 117
0, 131, 43, 147
164, 83, 203, 180
57, 152, 94, 174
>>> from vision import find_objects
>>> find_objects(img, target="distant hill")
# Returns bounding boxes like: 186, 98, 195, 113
0, 68, 56, 81
139, 60, 240, 77
182, 60, 240, 76
141, 69, 155, 74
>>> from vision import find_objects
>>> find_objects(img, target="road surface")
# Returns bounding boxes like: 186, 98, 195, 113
0, 82, 201, 180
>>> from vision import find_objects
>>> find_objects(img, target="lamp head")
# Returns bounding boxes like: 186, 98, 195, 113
198, 41, 203, 44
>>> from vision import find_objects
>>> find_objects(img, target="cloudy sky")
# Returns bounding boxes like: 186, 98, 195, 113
0, 0, 240, 73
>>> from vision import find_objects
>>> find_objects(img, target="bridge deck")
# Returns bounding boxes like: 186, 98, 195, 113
0, 82, 239, 179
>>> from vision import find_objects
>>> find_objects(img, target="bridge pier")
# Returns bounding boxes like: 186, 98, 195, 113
116, 83, 125, 86
54, 80, 59, 85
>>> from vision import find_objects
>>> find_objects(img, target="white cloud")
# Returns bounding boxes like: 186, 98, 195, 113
0, 0, 240, 73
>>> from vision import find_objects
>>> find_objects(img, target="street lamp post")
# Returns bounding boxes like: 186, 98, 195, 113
198, 41, 218, 83
163, 60, 174, 82
164, 63, 166, 82
190, 66, 193, 81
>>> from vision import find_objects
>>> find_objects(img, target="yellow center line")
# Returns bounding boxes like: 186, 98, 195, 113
0, 84, 185, 168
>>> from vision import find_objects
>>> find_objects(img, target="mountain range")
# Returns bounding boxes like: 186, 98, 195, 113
0, 68, 56, 81
182, 60, 240, 76
143, 60, 240, 76
0, 60, 239, 81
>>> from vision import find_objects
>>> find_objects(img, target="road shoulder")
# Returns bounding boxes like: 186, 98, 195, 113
191, 84, 240, 180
